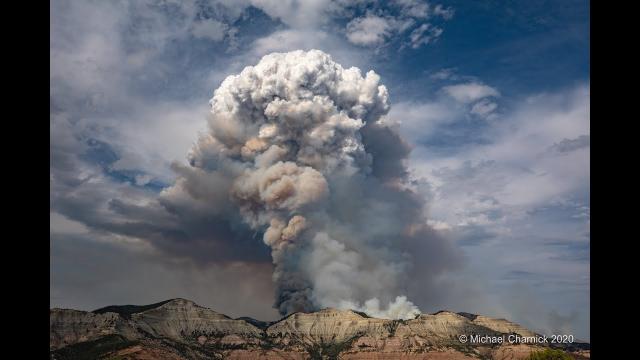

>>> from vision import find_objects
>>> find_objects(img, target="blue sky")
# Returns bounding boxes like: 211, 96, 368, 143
50, 0, 590, 340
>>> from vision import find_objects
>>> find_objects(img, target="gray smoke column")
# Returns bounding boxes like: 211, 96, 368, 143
166, 50, 451, 319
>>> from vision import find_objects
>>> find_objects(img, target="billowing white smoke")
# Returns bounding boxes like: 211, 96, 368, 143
339, 296, 421, 320
175, 50, 427, 319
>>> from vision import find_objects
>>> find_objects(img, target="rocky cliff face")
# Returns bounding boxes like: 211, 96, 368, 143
266, 308, 390, 344
468, 315, 538, 338
49, 308, 136, 350
131, 298, 263, 341
50, 298, 589, 360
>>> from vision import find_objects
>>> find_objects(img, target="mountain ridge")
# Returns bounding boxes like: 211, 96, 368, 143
50, 298, 590, 360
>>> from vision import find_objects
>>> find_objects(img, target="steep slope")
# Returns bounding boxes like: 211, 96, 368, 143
131, 298, 263, 341
469, 315, 539, 338
266, 308, 391, 345
397, 311, 503, 345
49, 309, 137, 350
50, 299, 590, 360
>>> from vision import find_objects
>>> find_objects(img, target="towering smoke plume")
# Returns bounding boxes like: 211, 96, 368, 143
162, 50, 454, 319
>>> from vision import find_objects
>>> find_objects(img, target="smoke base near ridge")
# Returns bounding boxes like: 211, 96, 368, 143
160, 49, 460, 319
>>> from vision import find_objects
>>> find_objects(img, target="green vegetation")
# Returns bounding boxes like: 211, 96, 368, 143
236, 316, 272, 330
526, 348, 573, 360
92, 299, 173, 319
350, 310, 370, 318
383, 319, 408, 336
50, 335, 138, 360
383, 320, 399, 336
305, 336, 360, 360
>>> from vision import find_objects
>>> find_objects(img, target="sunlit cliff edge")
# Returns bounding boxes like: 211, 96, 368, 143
50, 298, 589, 359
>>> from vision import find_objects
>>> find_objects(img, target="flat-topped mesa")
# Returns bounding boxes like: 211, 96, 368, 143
266, 308, 392, 345
130, 298, 263, 340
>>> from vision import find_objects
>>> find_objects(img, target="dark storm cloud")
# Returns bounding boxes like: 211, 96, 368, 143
50, 113, 271, 265
51, 44, 464, 319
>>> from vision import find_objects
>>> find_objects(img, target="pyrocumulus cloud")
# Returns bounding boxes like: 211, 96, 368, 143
162, 50, 456, 319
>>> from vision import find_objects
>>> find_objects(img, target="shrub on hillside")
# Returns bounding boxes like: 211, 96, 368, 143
526, 348, 573, 360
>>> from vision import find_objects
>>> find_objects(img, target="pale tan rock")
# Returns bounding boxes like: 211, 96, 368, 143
491, 344, 544, 360
49, 308, 136, 350
396, 311, 502, 346
266, 308, 391, 345
50, 299, 590, 360
131, 298, 263, 341
470, 315, 538, 338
